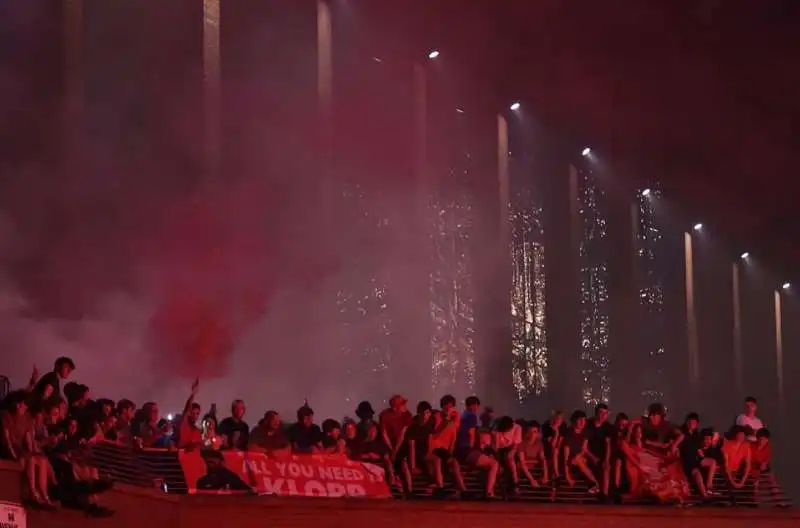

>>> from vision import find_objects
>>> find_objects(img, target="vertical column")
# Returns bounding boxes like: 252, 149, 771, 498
317, 0, 333, 225
63, 0, 84, 171
608, 196, 640, 412
684, 232, 700, 403
485, 114, 514, 411
413, 63, 433, 397
732, 262, 744, 402
203, 0, 221, 180
541, 160, 581, 411
774, 290, 784, 420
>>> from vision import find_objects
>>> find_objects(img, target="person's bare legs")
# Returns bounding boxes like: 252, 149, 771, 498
601, 463, 610, 496
400, 459, 412, 493
432, 457, 444, 488
614, 459, 622, 490
34, 457, 52, 502
573, 458, 600, 491
704, 460, 717, 491
624, 463, 639, 501
518, 455, 539, 488
505, 450, 520, 489
475, 454, 499, 497
23, 457, 39, 502
448, 459, 467, 492
692, 468, 708, 497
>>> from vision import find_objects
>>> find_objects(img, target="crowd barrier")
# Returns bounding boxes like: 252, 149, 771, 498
83, 442, 792, 507
83, 442, 188, 493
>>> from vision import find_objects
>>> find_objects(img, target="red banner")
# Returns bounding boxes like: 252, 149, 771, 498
178, 450, 391, 498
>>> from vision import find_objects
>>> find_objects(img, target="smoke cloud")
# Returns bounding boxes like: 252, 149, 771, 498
0, 2, 443, 422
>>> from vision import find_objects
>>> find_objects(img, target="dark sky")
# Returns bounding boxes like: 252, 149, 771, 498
405, 0, 800, 275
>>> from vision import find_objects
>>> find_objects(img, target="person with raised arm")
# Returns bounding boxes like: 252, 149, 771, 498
177, 379, 203, 450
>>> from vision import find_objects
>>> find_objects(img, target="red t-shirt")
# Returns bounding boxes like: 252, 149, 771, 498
750, 442, 772, 466
178, 419, 203, 448
379, 409, 412, 448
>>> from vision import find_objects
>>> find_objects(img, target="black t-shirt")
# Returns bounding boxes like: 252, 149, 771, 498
287, 423, 323, 453
358, 439, 389, 460
250, 427, 290, 452
587, 421, 615, 458
32, 372, 61, 408
68, 402, 98, 440
542, 421, 567, 457
406, 417, 435, 452
564, 427, 590, 459
321, 435, 341, 452
679, 429, 701, 460
218, 417, 250, 450
642, 419, 676, 444
699, 445, 723, 465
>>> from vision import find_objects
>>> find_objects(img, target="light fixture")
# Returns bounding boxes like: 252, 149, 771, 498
642, 188, 651, 197
581, 147, 591, 157
740, 252, 750, 259
509, 101, 521, 111
428, 50, 440, 60
372, 56, 383, 63
456, 108, 465, 114
693, 223, 703, 231
782, 282, 791, 290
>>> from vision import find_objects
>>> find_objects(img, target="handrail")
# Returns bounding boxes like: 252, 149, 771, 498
78, 442, 792, 507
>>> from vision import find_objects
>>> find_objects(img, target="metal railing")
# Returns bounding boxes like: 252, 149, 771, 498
81, 442, 792, 507
82, 442, 188, 493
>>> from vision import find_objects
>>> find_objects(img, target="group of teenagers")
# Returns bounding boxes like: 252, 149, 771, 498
289, 394, 777, 504
0, 355, 779, 510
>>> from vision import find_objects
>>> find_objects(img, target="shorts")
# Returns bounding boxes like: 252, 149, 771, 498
432, 448, 452, 462
681, 456, 701, 477
457, 448, 483, 467
496, 447, 513, 461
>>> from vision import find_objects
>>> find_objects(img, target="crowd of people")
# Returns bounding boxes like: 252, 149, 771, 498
0, 356, 780, 515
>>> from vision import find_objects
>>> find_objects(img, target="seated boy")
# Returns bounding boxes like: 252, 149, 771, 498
750, 428, 778, 497
722, 426, 752, 493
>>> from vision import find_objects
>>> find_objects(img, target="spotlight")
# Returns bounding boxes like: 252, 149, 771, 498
456, 108, 465, 114
509, 101, 521, 111
642, 188, 651, 197
693, 223, 703, 231
581, 147, 591, 157
428, 50, 440, 60
372, 56, 383, 63
740, 252, 750, 260
782, 282, 791, 290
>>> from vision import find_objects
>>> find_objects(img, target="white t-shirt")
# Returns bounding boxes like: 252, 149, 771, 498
494, 423, 522, 449
735, 414, 764, 441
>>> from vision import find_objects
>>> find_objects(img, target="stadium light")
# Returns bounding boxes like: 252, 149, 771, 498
428, 50, 440, 60
582, 147, 592, 157
642, 188, 651, 197
509, 101, 521, 111
693, 223, 703, 231
740, 252, 750, 260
